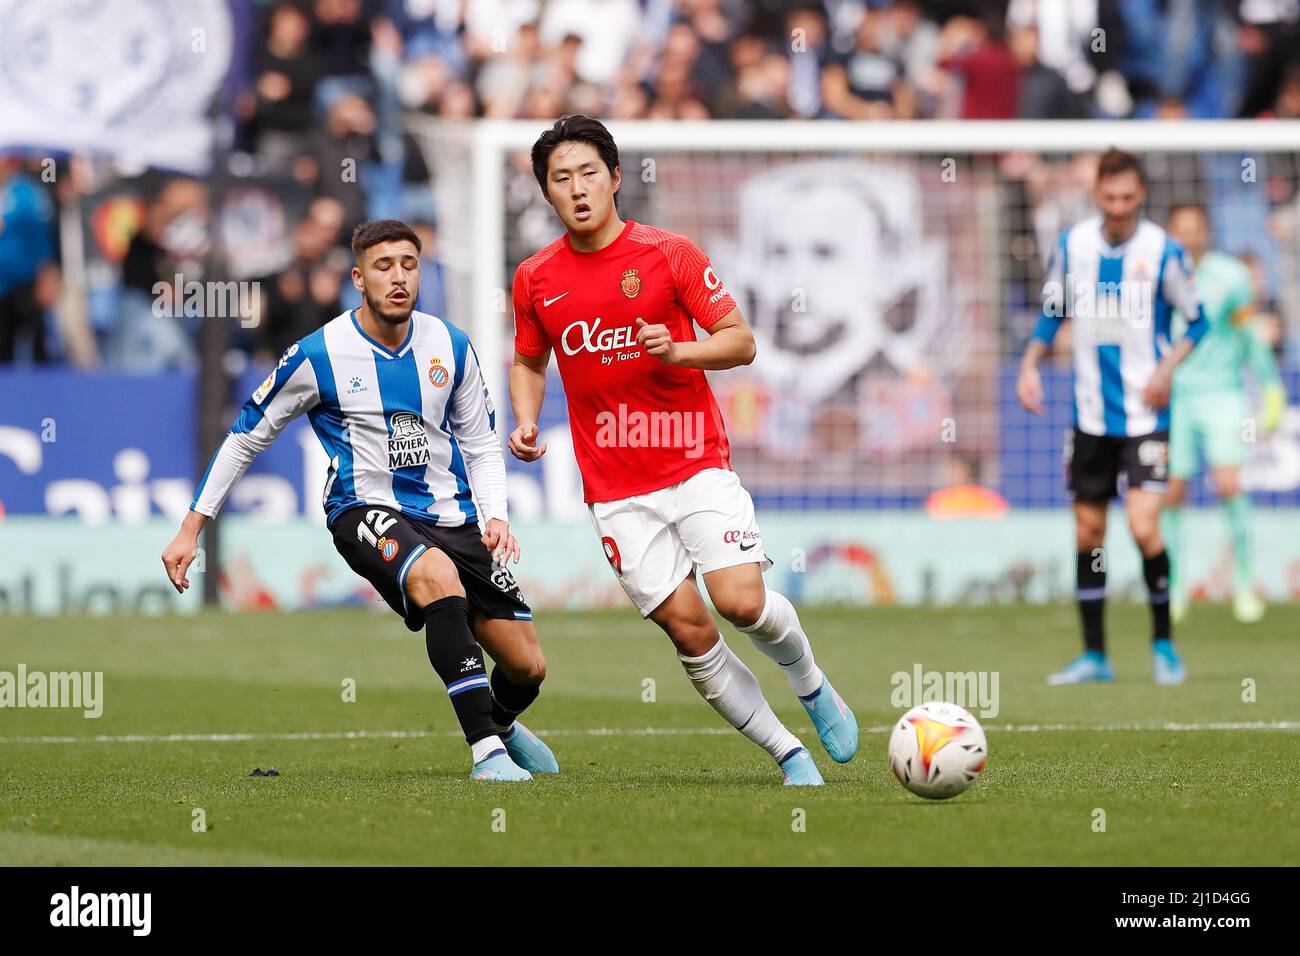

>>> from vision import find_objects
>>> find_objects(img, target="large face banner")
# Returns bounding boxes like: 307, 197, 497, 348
721, 161, 962, 408
689, 157, 995, 499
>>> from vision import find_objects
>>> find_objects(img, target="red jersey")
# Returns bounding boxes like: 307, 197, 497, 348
513, 219, 737, 503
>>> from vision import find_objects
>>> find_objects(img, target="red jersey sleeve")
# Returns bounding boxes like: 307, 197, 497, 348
512, 262, 551, 356
665, 235, 737, 329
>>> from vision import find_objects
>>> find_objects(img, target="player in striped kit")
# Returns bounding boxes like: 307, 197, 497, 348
1163, 205, 1286, 624
1017, 149, 1208, 686
161, 220, 555, 782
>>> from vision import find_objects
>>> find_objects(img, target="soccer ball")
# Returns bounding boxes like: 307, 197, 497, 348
888, 701, 988, 800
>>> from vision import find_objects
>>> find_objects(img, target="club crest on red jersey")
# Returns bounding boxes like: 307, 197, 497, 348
620, 269, 641, 299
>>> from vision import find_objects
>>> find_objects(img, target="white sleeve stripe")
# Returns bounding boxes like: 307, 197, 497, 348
190, 432, 262, 517
191, 357, 320, 516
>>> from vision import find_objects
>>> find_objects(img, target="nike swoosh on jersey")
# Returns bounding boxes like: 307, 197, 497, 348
543, 292, 570, 307
739, 541, 757, 551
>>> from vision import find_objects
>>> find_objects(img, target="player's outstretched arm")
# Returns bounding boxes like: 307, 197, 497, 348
167, 343, 320, 592
161, 510, 208, 593
637, 308, 756, 370
508, 349, 550, 462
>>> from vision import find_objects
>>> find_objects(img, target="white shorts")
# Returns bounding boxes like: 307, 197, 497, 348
588, 467, 773, 617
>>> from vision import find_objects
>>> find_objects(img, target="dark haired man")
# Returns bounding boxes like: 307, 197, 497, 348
509, 115, 858, 786
1018, 149, 1208, 686
162, 220, 555, 782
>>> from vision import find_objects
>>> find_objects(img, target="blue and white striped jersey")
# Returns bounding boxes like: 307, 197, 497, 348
1033, 216, 1208, 437
192, 309, 507, 528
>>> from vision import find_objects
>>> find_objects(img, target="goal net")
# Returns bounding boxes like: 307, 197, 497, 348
406, 118, 1300, 521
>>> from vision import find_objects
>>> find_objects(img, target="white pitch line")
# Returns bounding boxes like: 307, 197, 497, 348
0, 721, 1295, 745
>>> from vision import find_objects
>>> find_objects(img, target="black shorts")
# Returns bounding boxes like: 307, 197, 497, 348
330, 505, 531, 632
1065, 428, 1169, 501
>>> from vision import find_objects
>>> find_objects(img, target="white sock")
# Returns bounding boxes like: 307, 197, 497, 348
678, 636, 803, 762
471, 734, 506, 763
737, 590, 824, 698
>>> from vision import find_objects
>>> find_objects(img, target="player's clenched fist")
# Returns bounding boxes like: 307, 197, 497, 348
635, 318, 679, 364
509, 421, 547, 461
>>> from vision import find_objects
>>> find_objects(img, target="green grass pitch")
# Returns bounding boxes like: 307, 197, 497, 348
1, 603, 1296, 866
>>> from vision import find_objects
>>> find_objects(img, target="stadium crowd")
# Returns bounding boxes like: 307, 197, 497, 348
3, 0, 1299, 367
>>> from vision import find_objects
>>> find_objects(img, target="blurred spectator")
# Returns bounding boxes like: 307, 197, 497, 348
411, 219, 448, 319
714, 34, 792, 119
438, 81, 480, 118
0, 155, 58, 364
477, 20, 545, 118
384, 0, 467, 72
397, 54, 455, 113
251, 2, 323, 170
464, 0, 541, 64
648, 39, 711, 119
822, 8, 904, 119
682, 1, 733, 103
936, 14, 1020, 120
311, 0, 374, 84
1006, 0, 1099, 98
539, 0, 642, 87
785, 5, 831, 118
1011, 24, 1074, 118
108, 180, 210, 370
1235, 0, 1300, 117
1274, 59, 1300, 117
312, 92, 378, 229
609, 80, 650, 118
253, 197, 348, 359
879, 0, 941, 94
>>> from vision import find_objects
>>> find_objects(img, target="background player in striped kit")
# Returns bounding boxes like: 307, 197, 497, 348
1017, 149, 1208, 687
161, 220, 555, 782
1162, 204, 1287, 624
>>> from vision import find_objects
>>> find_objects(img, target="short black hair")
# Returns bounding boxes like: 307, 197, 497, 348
1096, 147, 1146, 185
351, 219, 421, 263
531, 114, 620, 204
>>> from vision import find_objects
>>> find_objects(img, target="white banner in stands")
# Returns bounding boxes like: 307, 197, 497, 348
0, 0, 235, 173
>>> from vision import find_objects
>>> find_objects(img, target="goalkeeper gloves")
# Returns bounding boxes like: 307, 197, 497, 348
1260, 383, 1287, 434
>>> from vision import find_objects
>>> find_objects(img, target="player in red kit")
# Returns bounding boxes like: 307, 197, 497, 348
508, 115, 858, 786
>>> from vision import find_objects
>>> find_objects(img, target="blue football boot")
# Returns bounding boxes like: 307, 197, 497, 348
503, 722, 560, 774
799, 677, 858, 763
779, 747, 824, 787
1152, 639, 1187, 686
470, 748, 533, 781
1047, 650, 1115, 685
